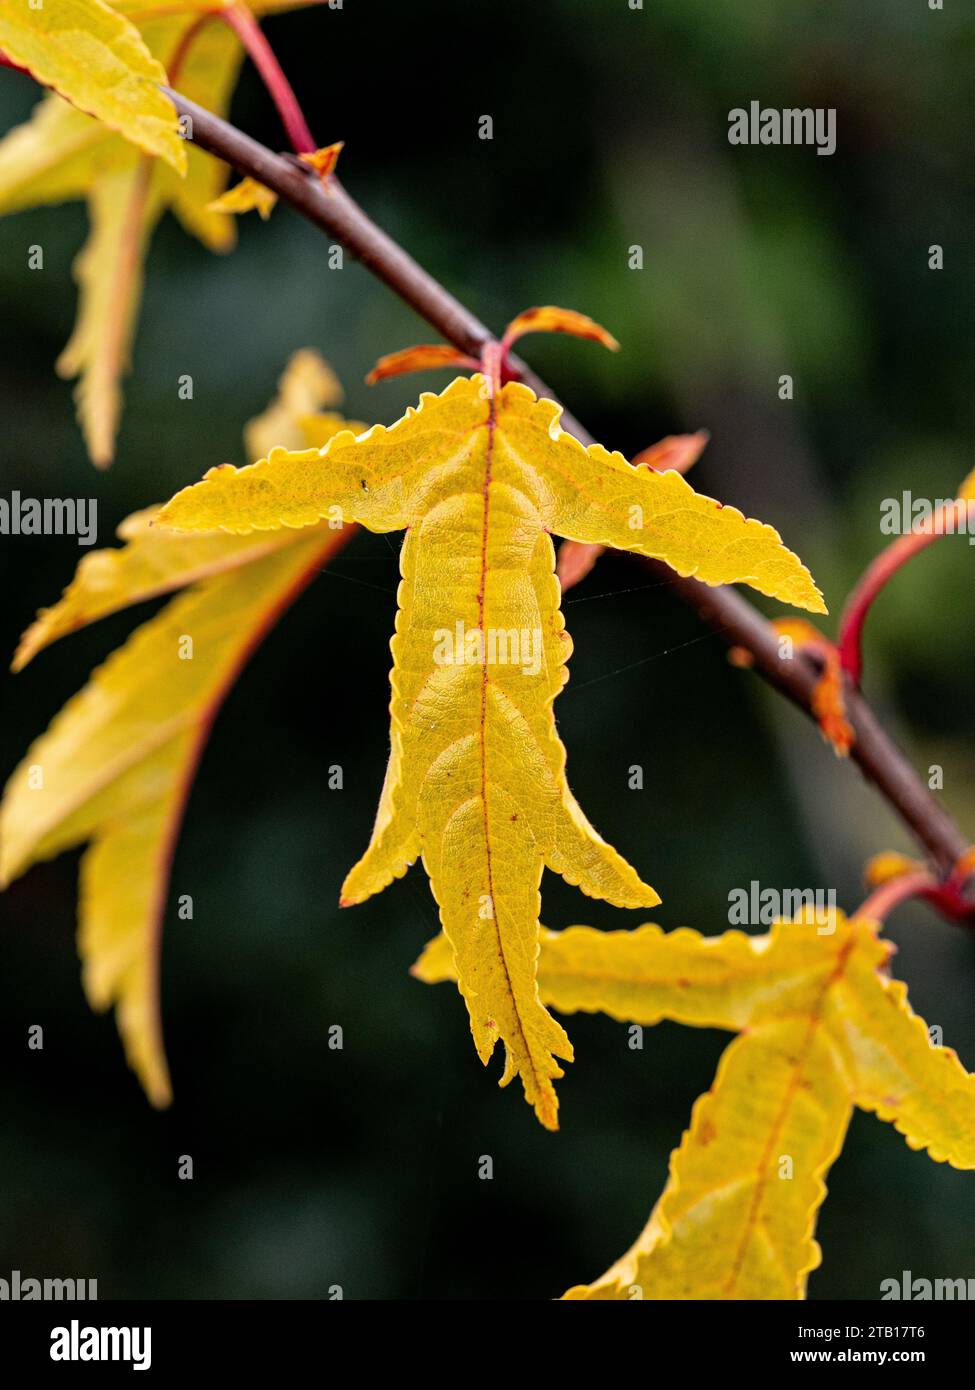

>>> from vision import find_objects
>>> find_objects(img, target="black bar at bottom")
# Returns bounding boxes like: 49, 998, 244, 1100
0, 1297, 967, 1374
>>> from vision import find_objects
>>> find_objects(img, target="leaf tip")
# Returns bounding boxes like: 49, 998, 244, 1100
501, 305, 619, 355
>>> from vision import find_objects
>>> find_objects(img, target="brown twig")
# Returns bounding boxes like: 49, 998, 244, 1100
163, 87, 972, 890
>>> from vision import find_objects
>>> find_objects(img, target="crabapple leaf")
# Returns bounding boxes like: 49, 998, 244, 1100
416, 910, 975, 1297
243, 348, 354, 462
0, 358, 358, 1105
156, 372, 824, 1128
207, 174, 278, 220
0, 0, 185, 170
557, 431, 709, 593
0, 2, 315, 464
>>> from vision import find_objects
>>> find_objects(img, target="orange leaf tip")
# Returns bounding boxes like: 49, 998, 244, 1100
365, 344, 482, 385
769, 619, 853, 757
207, 176, 278, 221
864, 851, 924, 888
632, 431, 710, 475
500, 305, 620, 354
956, 846, 975, 881
299, 142, 344, 181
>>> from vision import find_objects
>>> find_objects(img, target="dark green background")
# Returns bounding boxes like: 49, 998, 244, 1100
1, 0, 974, 1300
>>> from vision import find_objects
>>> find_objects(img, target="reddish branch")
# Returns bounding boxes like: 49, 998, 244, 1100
221, 3, 316, 154
837, 498, 974, 684
161, 87, 971, 890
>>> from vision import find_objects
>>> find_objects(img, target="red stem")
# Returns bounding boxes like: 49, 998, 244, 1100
166, 10, 219, 86
838, 498, 970, 684
852, 871, 938, 924
221, 2, 315, 154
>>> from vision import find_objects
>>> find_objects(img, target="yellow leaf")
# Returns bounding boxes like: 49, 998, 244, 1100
413, 920, 840, 1031
0, 94, 115, 214
13, 505, 322, 672
1, 533, 347, 1105
420, 910, 975, 1295
158, 376, 825, 610
557, 431, 709, 593
156, 373, 824, 1128
207, 174, 278, 220
0, 0, 185, 170
243, 347, 348, 461
298, 140, 343, 180
56, 153, 166, 468
44, 16, 247, 465
864, 850, 923, 886
502, 304, 619, 352
1, 361, 358, 1106
580, 1023, 852, 1300
0, 3, 313, 463
835, 935, 975, 1165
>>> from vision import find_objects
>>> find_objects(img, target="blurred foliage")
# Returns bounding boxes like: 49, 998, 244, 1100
1, 0, 974, 1299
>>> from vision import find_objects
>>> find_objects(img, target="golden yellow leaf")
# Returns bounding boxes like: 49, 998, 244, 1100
243, 347, 348, 461
0, 362, 357, 1105
834, 932, 975, 1164
159, 376, 825, 607
557, 431, 709, 593
156, 372, 824, 1128
56, 153, 165, 468
417, 910, 975, 1296
501, 304, 619, 352
0, 0, 185, 170
0, 533, 348, 1105
13, 505, 317, 672
0, 94, 115, 214
574, 1021, 852, 1300
207, 174, 278, 220
298, 140, 343, 180
864, 850, 923, 886
366, 344, 481, 385
48, 15, 244, 465
0, 2, 315, 463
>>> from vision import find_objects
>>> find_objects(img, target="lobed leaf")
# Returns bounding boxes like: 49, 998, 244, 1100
1, 539, 343, 1102
207, 174, 278, 221
159, 377, 824, 610
0, 0, 185, 170
413, 919, 845, 1032
419, 909, 975, 1292
1, 359, 358, 1104
0, 2, 315, 464
556, 431, 709, 593
56, 153, 167, 468
158, 373, 824, 1127
566, 1022, 852, 1299
243, 348, 350, 462
834, 936, 975, 1167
